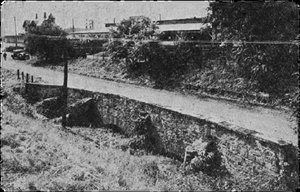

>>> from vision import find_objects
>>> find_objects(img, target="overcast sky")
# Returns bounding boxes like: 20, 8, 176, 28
2, 1, 209, 35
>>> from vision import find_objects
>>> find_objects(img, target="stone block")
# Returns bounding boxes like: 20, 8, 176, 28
36, 96, 64, 119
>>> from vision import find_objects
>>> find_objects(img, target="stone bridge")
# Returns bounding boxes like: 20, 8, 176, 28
23, 82, 298, 189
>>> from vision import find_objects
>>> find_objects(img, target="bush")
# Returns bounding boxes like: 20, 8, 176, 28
107, 40, 203, 88
204, 2, 298, 101
25, 13, 72, 63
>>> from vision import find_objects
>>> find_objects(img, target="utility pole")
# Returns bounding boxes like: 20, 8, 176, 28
61, 48, 68, 128
72, 18, 75, 32
14, 16, 18, 47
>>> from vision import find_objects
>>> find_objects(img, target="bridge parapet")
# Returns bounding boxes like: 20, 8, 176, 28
24, 82, 298, 190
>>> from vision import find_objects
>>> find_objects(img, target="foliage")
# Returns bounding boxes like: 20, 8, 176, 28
107, 40, 204, 87
67, 39, 108, 58
107, 16, 205, 87
206, 2, 297, 41
205, 2, 298, 99
108, 3, 299, 110
25, 14, 71, 63
111, 16, 158, 39
86, 39, 108, 54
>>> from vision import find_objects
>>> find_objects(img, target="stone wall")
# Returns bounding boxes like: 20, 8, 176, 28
25, 83, 298, 189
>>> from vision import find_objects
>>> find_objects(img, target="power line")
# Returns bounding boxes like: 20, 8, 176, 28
24, 34, 299, 45
72, 39, 300, 46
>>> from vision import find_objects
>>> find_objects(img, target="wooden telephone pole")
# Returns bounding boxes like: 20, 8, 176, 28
14, 16, 18, 47
28, 34, 69, 128
72, 18, 75, 32
61, 49, 68, 128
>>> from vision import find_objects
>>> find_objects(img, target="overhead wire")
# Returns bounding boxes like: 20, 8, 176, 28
24, 34, 299, 45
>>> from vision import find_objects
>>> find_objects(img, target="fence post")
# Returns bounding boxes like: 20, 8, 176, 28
31, 75, 34, 83
101, 95, 104, 123
21, 72, 24, 81
17, 69, 20, 80
26, 73, 29, 83
200, 46, 203, 70
113, 116, 117, 125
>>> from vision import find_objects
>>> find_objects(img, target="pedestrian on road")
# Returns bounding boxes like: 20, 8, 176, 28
3, 52, 7, 61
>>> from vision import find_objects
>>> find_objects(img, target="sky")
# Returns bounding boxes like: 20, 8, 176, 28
1, 1, 209, 35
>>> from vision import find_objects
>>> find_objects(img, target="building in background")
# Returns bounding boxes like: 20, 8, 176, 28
3, 34, 25, 44
67, 29, 110, 40
155, 17, 211, 41
3, 12, 57, 49
22, 12, 48, 33
104, 16, 212, 42
85, 19, 94, 30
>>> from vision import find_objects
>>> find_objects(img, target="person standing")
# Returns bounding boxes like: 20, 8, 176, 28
3, 52, 7, 61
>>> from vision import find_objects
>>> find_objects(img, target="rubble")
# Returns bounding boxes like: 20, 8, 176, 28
183, 136, 222, 173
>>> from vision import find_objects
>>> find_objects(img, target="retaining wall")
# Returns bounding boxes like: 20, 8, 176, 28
25, 83, 298, 190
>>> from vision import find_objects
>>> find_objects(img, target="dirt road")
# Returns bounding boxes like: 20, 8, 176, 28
2, 55, 297, 146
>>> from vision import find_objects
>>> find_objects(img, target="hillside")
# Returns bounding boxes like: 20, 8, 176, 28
2, 69, 214, 191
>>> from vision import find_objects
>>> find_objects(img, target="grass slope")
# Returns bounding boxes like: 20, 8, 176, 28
1, 68, 211, 191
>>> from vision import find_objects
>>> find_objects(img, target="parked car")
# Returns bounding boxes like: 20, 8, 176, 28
11, 49, 30, 60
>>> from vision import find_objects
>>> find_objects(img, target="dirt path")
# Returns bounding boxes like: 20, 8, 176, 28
2, 55, 297, 146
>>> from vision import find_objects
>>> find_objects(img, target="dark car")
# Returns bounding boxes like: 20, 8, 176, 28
11, 49, 30, 60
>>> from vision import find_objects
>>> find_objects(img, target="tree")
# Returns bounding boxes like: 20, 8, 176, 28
107, 16, 158, 64
111, 16, 158, 39
25, 14, 71, 63
107, 16, 202, 88
205, 2, 298, 97
207, 2, 297, 42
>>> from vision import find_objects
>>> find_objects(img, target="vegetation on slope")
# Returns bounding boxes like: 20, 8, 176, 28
2, 69, 212, 191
